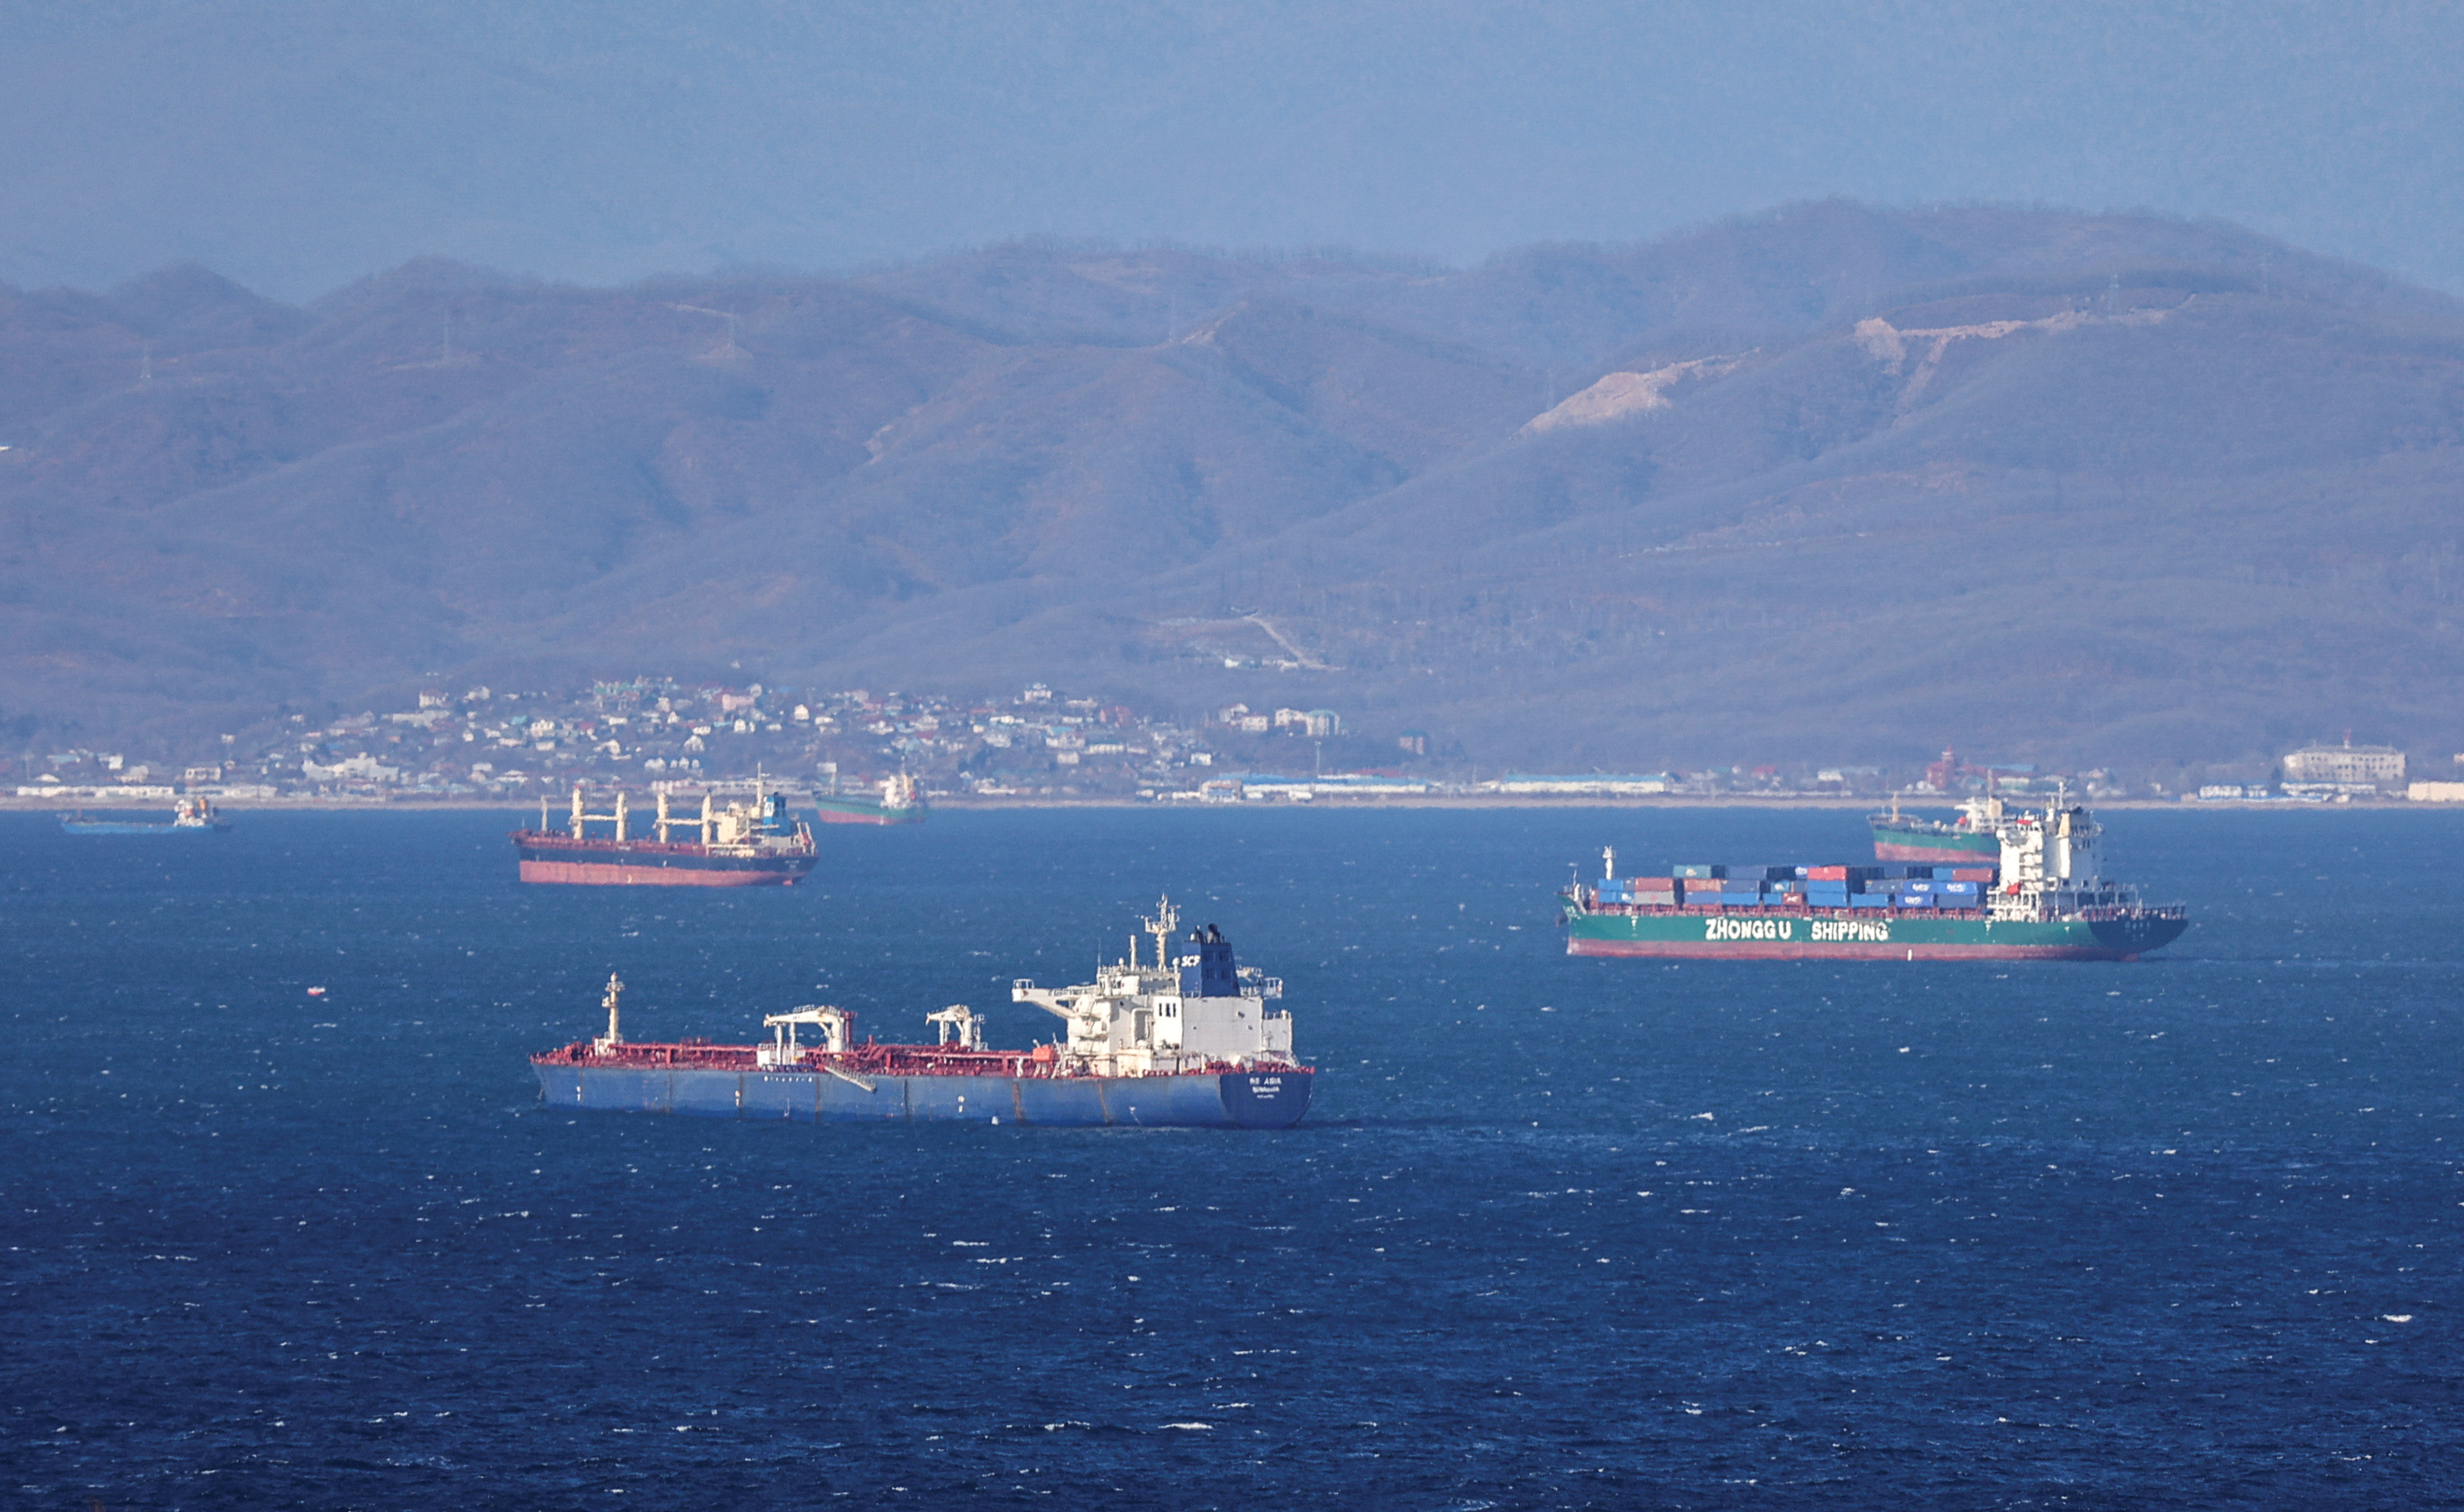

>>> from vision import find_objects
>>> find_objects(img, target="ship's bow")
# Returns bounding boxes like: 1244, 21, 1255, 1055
2089, 913, 2190, 960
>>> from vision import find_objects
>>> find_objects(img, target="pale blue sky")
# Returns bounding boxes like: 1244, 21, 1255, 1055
4, 0, 2459, 299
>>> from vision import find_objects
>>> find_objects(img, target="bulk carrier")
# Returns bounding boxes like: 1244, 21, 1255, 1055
532, 897, 1310, 1127
1563, 798, 2187, 961
511, 779, 817, 886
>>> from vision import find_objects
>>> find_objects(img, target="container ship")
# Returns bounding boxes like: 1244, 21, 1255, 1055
1563, 800, 2187, 961
811, 772, 927, 826
531, 897, 1310, 1127
511, 780, 817, 886
61, 797, 230, 834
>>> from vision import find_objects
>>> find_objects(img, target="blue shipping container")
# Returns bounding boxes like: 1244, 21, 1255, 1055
1851, 894, 1891, 909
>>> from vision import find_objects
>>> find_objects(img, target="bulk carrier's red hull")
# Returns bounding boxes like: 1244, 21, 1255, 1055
516, 858, 803, 886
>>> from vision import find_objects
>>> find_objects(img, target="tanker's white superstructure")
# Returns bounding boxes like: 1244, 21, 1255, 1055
1012, 896, 1293, 1078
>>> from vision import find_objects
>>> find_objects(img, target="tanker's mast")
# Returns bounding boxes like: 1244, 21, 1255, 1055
596, 973, 625, 1051
1143, 893, 1180, 982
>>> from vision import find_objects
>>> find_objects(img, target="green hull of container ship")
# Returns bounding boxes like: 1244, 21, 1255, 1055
1563, 906, 2184, 961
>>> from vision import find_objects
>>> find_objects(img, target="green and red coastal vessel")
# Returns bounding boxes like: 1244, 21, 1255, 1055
1869, 793, 2002, 863
812, 772, 928, 826
1563, 800, 2187, 962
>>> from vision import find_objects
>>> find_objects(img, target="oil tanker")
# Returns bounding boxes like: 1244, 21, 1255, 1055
532, 896, 1310, 1127
511, 780, 816, 886
1564, 799, 2187, 961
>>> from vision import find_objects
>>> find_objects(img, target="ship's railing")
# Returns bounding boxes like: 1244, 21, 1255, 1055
533, 1037, 1311, 1080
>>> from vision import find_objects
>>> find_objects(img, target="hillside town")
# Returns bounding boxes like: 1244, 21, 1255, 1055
7, 679, 2456, 809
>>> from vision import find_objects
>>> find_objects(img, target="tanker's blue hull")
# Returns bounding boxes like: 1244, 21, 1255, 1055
534, 1063, 1311, 1129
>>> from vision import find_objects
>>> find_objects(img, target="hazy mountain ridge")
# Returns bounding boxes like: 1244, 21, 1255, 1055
5, 202, 2463, 774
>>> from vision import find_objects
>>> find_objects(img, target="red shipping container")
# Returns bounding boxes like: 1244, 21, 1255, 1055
1949, 868, 1996, 882
1805, 865, 1851, 880
1630, 877, 1676, 890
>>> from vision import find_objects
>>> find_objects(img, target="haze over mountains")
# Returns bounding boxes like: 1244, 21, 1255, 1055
7, 201, 2464, 775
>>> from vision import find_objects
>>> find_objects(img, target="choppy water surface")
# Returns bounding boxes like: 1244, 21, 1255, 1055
4, 807, 2461, 1509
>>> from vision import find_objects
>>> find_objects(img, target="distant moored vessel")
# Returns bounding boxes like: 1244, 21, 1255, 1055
1869, 792, 2003, 863
810, 771, 927, 825
61, 796, 231, 834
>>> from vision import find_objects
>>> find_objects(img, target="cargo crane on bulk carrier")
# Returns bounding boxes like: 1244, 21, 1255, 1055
509, 768, 817, 886
531, 896, 1313, 1127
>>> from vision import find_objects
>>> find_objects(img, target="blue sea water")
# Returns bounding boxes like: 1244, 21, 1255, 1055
4, 805, 2461, 1510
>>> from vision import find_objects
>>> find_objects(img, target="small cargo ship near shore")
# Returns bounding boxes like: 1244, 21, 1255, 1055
532, 898, 1310, 1127
1565, 798, 2187, 961
1869, 792, 2002, 863
511, 779, 816, 886
810, 772, 927, 826
61, 797, 230, 834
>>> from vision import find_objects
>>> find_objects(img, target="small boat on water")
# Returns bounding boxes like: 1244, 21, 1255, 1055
61, 796, 231, 834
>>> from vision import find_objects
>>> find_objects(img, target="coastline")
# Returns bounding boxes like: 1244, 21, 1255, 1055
0, 793, 2429, 815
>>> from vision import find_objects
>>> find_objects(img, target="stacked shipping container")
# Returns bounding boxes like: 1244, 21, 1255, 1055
1592, 861, 2002, 913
